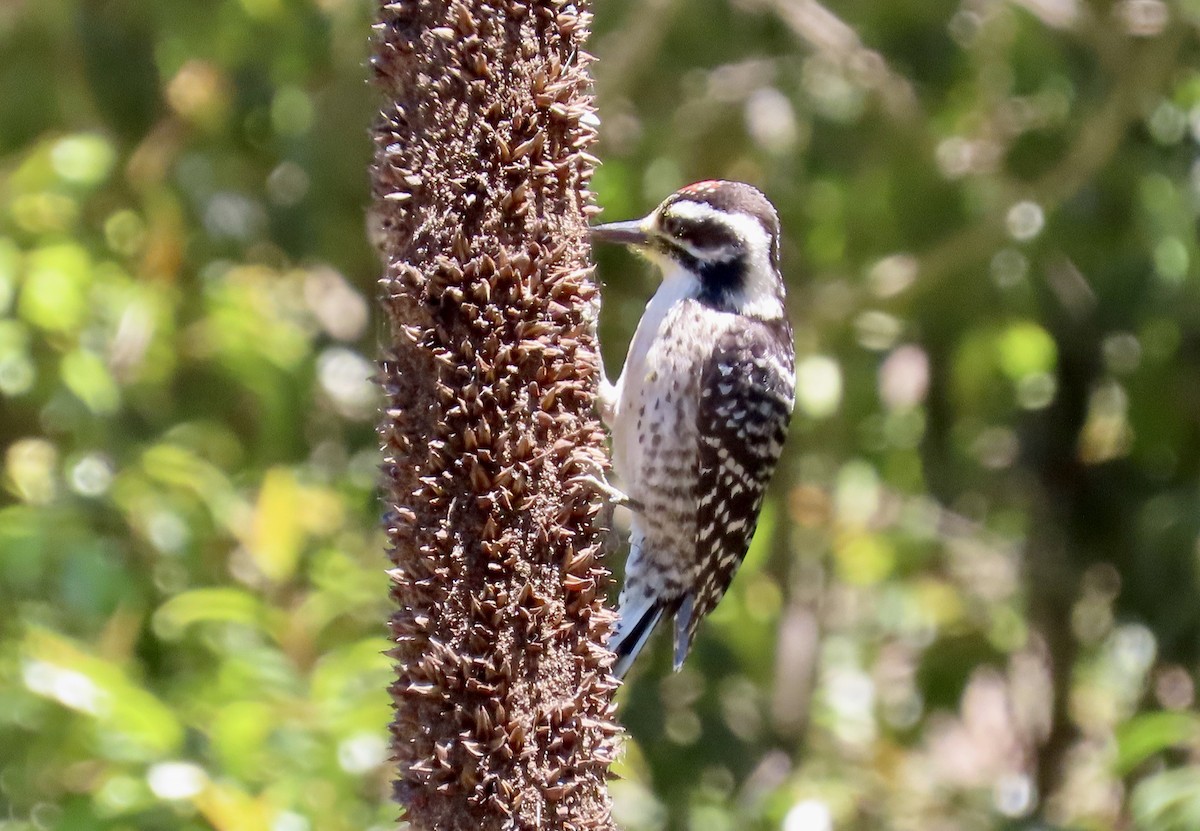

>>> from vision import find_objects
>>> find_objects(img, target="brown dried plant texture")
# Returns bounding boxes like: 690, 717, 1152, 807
371, 1, 619, 829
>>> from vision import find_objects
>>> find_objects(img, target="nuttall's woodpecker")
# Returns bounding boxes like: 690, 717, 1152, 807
590, 180, 796, 679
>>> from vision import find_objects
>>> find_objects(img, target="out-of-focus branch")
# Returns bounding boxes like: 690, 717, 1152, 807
592, 0, 682, 98
756, 0, 919, 121
1009, 0, 1083, 31
912, 25, 1186, 295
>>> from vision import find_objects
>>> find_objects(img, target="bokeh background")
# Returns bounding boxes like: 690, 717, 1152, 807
2, 1, 1200, 829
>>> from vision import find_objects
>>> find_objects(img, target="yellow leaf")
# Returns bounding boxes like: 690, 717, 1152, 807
248, 468, 304, 582
194, 780, 273, 831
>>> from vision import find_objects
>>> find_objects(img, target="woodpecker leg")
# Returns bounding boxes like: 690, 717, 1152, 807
569, 472, 643, 513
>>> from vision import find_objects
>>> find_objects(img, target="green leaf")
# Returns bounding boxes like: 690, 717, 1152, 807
1131, 767, 1200, 831
211, 701, 277, 780
140, 443, 237, 520
50, 134, 116, 186
22, 627, 184, 761
61, 349, 121, 414
152, 588, 269, 640
245, 467, 304, 583
18, 243, 91, 333
1115, 711, 1200, 775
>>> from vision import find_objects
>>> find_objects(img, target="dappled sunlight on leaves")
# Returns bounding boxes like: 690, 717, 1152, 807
0, 2, 387, 828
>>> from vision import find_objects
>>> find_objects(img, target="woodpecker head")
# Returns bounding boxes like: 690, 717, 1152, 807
592, 180, 786, 320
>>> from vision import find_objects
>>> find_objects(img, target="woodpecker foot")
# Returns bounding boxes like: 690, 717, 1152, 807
569, 473, 643, 513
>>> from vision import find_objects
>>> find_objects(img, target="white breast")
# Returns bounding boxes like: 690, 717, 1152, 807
609, 261, 699, 491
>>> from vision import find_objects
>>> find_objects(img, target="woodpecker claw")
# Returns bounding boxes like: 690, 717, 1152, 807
569, 473, 642, 513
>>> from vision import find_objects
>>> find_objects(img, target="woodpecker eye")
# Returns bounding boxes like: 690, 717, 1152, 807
657, 205, 742, 259
659, 213, 684, 238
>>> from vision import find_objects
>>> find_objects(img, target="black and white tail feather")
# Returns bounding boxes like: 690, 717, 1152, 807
610, 596, 667, 680
609, 549, 700, 679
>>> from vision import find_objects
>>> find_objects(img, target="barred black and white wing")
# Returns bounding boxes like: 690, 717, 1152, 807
672, 317, 795, 666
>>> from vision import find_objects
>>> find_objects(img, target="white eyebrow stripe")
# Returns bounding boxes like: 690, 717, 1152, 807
663, 200, 773, 259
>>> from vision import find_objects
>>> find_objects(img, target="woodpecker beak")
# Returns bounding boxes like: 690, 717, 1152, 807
590, 219, 651, 247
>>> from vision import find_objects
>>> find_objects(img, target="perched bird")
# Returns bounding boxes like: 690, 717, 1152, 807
591, 180, 796, 679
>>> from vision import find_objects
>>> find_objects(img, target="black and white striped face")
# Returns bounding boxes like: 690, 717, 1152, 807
654, 181, 780, 271
592, 180, 786, 320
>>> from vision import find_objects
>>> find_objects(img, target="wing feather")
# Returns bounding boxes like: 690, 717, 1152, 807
674, 316, 795, 660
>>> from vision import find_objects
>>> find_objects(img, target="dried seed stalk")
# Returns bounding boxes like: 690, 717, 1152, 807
371, 2, 618, 829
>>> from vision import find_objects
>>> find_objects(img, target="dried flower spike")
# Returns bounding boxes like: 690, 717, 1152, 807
371, 1, 618, 829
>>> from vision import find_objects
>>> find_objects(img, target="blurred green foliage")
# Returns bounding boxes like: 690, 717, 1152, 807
0, 1, 391, 830
2, 0, 1200, 830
